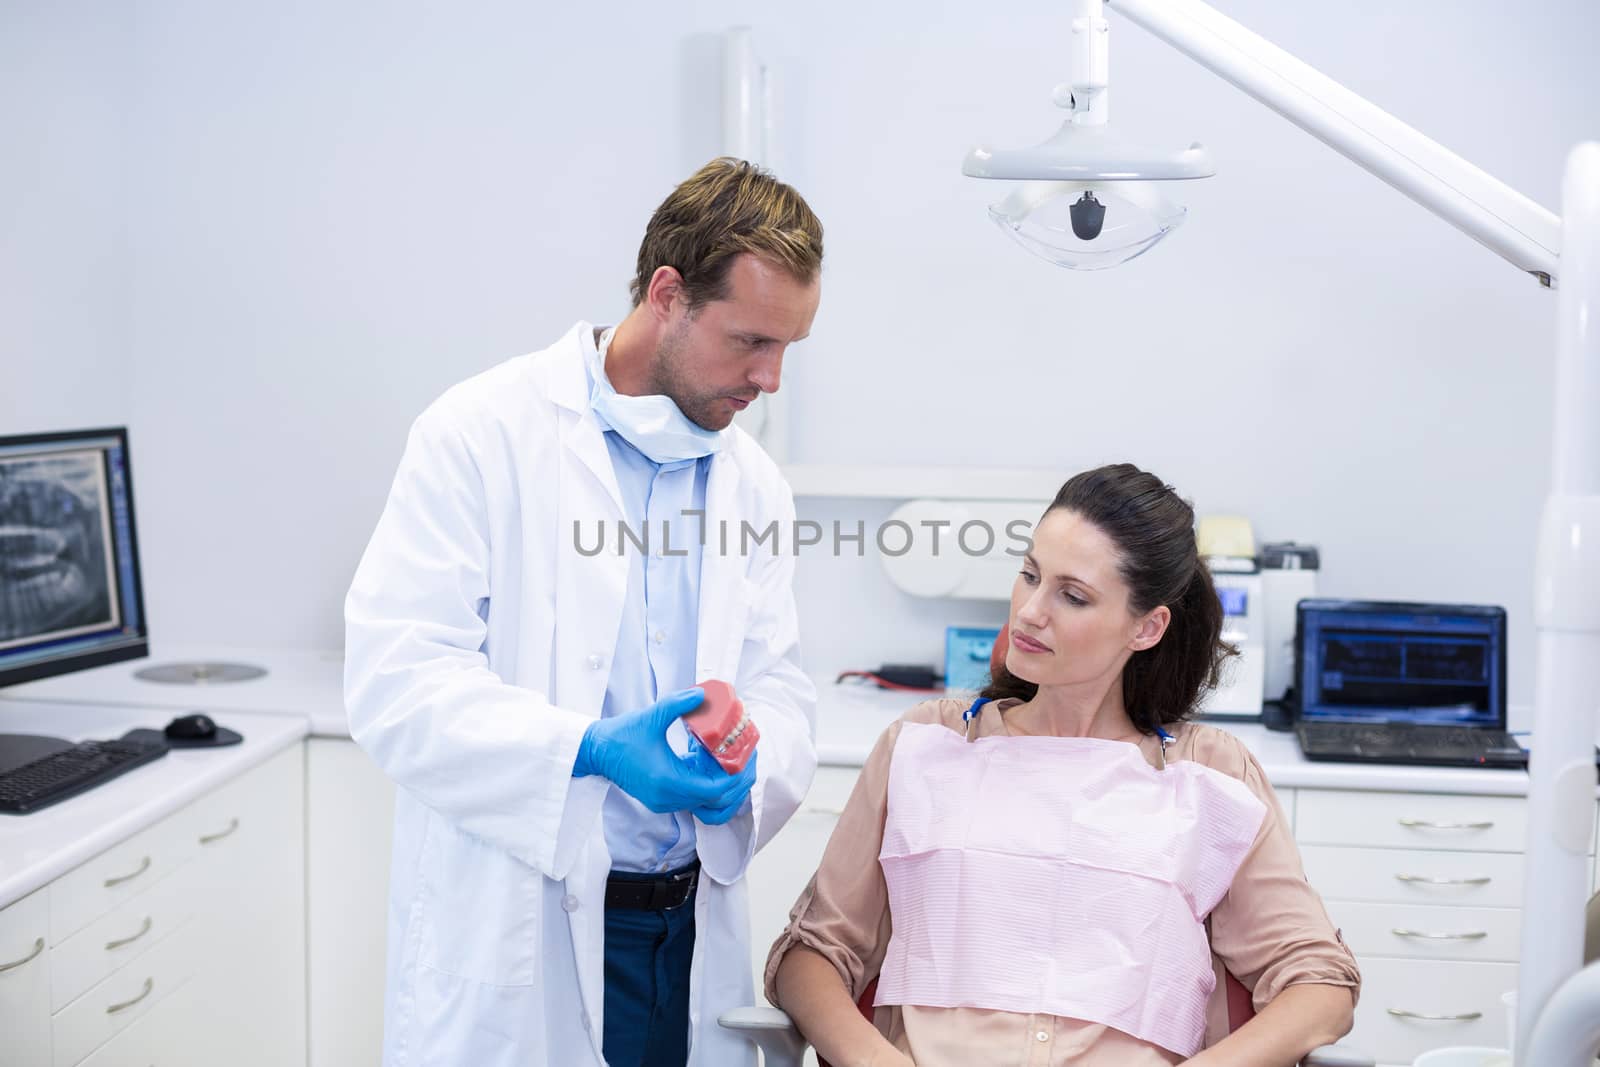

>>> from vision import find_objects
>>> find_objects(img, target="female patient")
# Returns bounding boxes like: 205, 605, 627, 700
767, 464, 1359, 1067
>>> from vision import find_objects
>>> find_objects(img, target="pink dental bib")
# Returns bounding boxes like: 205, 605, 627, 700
875, 721, 1267, 1057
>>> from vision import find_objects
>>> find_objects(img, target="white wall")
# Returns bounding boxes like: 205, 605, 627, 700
781, 0, 1599, 727
0, 2, 132, 432
9, 1, 1596, 721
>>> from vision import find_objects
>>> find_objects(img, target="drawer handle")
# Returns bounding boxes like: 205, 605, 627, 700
104, 855, 152, 888
1392, 927, 1489, 941
1398, 818, 1495, 831
0, 937, 44, 973
105, 916, 154, 952
106, 977, 155, 1015
1395, 873, 1492, 886
1386, 1007, 1484, 1022
199, 817, 240, 845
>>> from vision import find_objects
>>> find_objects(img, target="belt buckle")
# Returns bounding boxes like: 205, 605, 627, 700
657, 866, 698, 911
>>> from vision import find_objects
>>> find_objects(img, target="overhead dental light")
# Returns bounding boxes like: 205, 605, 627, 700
962, 0, 1214, 269
965, 0, 1597, 1058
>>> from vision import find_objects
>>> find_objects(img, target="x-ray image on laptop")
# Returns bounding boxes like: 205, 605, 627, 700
1293, 600, 1527, 768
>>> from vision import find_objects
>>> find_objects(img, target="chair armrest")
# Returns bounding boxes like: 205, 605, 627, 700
719, 1006, 808, 1067
1302, 1045, 1376, 1067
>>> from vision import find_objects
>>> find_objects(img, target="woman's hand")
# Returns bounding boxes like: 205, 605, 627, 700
1182, 983, 1355, 1067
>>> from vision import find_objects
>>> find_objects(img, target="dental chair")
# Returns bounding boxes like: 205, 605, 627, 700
721, 625, 1375, 1066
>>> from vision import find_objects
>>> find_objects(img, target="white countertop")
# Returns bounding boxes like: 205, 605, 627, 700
1, 645, 1563, 796
816, 684, 1547, 795
2, 644, 349, 736
0, 700, 308, 910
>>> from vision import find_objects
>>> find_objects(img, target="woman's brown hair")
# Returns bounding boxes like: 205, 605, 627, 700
981, 463, 1236, 734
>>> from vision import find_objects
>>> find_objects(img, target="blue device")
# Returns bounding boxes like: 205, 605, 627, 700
945, 626, 1002, 692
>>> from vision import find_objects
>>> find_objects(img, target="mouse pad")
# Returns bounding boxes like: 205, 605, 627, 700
120, 726, 244, 749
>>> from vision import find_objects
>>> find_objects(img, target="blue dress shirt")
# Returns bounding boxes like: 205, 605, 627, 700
588, 354, 711, 873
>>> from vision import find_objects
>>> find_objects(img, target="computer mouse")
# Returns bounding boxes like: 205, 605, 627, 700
164, 713, 218, 741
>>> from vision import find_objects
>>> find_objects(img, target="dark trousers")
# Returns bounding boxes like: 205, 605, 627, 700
602, 875, 697, 1067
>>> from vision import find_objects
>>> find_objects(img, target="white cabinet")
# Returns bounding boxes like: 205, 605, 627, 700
0, 890, 52, 1067
305, 738, 395, 1067
1294, 787, 1595, 1065
50, 916, 202, 1067
0, 744, 306, 1067
74, 977, 205, 1067
1351, 957, 1519, 1059
1326, 900, 1521, 963
184, 743, 307, 1067
746, 766, 859, 1002
1297, 790, 1528, 853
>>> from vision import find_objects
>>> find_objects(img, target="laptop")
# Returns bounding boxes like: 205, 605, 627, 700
1293, 599, 1527, 768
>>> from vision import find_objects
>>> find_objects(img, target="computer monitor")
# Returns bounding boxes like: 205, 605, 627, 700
1294, 599, 1507, 726
0, 428, 149, 687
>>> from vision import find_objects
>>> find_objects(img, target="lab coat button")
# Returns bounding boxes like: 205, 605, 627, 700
653, 629, 666, 644
587, 655, 604, 671
561, 894, 580, 912
1035, 1031, 1049, 1042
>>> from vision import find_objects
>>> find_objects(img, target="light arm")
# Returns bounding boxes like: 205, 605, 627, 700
1107, 0, 1560, 284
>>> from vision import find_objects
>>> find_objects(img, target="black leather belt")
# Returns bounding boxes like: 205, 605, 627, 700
604, 861, 700, 911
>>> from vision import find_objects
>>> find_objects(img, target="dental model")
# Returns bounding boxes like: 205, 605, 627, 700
684, 679, 759, 774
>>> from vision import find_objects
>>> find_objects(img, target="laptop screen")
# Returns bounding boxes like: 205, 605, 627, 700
1296, 600, 1507, 727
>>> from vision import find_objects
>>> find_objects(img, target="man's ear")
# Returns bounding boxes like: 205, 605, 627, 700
645, 265, 687, 323
1130, 605, 1171, 652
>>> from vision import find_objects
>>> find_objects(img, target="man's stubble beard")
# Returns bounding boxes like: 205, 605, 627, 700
648, 320, 730, 432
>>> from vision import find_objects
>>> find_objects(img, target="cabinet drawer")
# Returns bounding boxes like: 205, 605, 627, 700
1297, 790, 1528, 852
74, 975, 202, 1067
178, 748, 292, 892
0, 888, 49, 973
52, 860, 198, 1012
1303, 845, 1523, 908
1325, 900, 1521, 962
50, 814, 195, 946
0, 890, 52, 1067
52, 917, 201, 1067
1349, 957, 1515, 1066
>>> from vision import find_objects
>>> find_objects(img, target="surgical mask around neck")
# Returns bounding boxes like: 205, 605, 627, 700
587, 327, 725, 465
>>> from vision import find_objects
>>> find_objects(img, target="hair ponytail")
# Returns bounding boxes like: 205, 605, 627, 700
1121, 559, 1236, 733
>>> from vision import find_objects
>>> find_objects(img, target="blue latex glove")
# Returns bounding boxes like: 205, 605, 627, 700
685, 741, 758, 826
574, 688, 758, 820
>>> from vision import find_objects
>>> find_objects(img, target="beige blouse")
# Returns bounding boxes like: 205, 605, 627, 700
764, 698, 1361, 1066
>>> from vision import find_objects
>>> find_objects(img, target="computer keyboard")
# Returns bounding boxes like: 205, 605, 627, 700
1307, 722, 1496, 749
0, 739, 168, 815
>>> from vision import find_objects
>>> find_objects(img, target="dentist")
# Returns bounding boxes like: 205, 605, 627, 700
345, 158, 822, 1067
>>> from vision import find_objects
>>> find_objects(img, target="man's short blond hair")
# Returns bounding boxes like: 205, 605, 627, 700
630, 158, 823, 309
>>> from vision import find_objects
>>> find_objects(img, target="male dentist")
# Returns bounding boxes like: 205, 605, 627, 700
345, 158, 822, 1067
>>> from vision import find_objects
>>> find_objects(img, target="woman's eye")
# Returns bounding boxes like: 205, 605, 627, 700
1020, 570, 1039, 585
1064, 592, 1087, 606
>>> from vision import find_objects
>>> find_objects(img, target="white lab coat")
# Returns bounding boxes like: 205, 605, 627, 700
344, 322, 819, 1067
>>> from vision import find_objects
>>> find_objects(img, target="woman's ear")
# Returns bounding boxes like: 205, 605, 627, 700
1129, 605, 1171, 651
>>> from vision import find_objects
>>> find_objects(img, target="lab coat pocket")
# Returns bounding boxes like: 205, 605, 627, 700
417, 820, 541, 986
